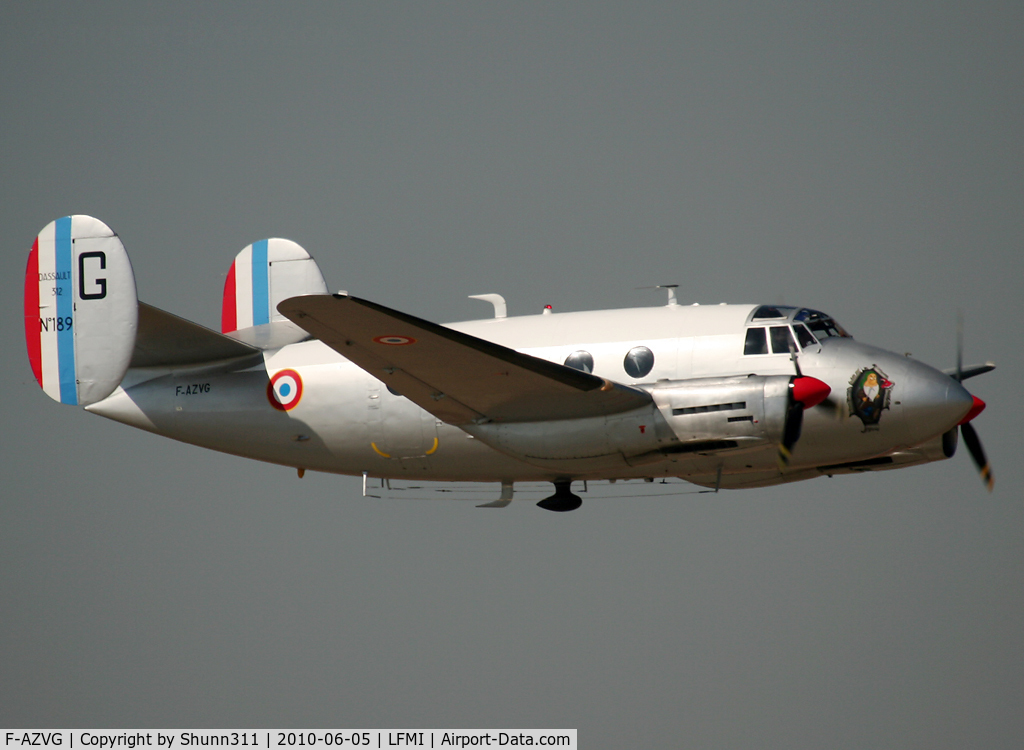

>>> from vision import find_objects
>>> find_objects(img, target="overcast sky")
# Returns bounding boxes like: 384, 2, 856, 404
2, 3, 1022, 747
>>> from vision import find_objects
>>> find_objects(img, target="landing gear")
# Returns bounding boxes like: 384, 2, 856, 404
536, 479, 582, 512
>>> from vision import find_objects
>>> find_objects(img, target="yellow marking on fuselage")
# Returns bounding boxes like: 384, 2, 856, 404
371, 442, 391, 458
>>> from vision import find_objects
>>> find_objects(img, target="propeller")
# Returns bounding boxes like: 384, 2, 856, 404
777, 397, 804, 469
950, 310, 994, 491
956, 309, 964, 383
960, 421, 994, 491
778, 338, 831, 469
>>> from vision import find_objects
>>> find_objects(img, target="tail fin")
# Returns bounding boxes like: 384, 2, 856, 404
221, 238, 328, 337
24, 215, 138, 405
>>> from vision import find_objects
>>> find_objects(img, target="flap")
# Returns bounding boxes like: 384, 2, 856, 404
130, 302, 260, 368
278, 294, 652, 425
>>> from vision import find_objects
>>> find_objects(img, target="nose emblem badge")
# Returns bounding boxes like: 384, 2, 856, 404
847, 365, 895, 430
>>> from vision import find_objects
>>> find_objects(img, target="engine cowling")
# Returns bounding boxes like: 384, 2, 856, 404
464, 373, 825, 475
650, 374, 791, 448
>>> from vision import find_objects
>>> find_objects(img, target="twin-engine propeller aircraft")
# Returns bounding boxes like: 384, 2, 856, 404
24, 216, 994, 511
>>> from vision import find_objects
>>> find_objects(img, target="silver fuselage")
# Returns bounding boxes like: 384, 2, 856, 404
88, 303, 972, 489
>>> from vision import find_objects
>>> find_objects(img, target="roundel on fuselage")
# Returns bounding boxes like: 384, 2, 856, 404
267, 369, 303, 411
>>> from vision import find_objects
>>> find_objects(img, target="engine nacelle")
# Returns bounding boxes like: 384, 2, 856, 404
649, 374, 793, 448
464, 374, 796, 475
465, 403, 668, 474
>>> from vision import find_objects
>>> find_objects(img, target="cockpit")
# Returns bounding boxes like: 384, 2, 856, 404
743, 305, 850, 356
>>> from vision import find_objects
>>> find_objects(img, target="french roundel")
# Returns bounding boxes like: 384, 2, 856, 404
373, 335, 417, 346
267, 369, 303, 411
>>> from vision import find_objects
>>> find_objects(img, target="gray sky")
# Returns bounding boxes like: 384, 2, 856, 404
2, 3, 1022, 746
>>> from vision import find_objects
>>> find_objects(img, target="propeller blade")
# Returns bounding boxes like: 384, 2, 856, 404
948, 314, 993, 491
777, 376, 830, 469
960, 422, 994, 491
777, 401, 804, 469
955, 309, 964, 382
787, 337, 803, 378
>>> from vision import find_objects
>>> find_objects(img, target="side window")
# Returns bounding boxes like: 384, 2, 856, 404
564, 350, 594, 373
623, 346, 654, 378
744, 327, 768, 355
770, 326, 795, 354
794, 324, 817, 348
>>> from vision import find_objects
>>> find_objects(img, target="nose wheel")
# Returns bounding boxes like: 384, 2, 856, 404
537, 479, 582, 512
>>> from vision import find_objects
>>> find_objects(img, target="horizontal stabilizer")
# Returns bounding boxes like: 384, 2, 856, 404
131, 302, 260, 368
278, 294, 652, 425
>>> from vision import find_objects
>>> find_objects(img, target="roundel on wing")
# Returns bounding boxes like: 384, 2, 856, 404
267, 369, 303, 411
373, 335, 417, 346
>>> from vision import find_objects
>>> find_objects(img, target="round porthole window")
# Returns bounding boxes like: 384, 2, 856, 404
623, 346, 654, 379
564, 350, 594, 373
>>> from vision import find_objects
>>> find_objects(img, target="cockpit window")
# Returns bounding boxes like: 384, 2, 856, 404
752, 305, 792, 320
746, 325, 814, 355
770, 326, 795, 354
794, 324, 817, 348
794, 308, 851, 338
744, 327, 768, 355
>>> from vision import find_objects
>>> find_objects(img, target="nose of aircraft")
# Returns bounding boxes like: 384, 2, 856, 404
900, 358, 974, 440
959, 395, 986, 425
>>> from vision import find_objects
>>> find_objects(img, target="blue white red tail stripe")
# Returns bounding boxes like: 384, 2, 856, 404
55, 216, 77, 404
221, 238, 328, 334
35, 219, 63, 402
251, 239, 270, 326
24, 238, 42, 387
221, 261, 237, 333
25, 215, 138, 407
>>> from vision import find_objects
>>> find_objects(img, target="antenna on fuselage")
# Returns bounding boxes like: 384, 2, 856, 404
637, 284, 679, 307
468, 293, 507, 319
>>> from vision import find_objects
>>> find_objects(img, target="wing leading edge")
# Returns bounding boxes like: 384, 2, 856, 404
278, 294, 652, 425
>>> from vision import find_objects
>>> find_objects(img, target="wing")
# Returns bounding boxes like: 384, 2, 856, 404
277, 294, 652, 424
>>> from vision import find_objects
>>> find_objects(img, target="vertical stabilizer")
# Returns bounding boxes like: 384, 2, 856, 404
24, 216, 138, 405
221, 239, 329, 334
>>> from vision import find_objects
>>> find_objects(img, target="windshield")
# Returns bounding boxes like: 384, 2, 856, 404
751, 305, 795, 321
793, 308, 850, 339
